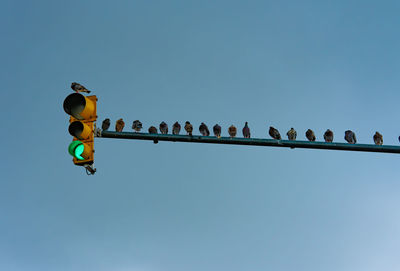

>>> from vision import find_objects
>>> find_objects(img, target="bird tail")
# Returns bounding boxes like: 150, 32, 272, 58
85, 90, 91, 93
153, 140, 158, 144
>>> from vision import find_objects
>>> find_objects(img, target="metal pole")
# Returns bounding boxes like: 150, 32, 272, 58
99, 131, 400, 154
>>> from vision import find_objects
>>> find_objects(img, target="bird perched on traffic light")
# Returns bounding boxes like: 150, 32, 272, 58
228, 125, 237, 138
324, 129, 334, 142
184, 121, 193, 136
115, 118, 125, 132
148, 126, 158, 144
287, 128, 297, 140
306, 129, 316, 141
213, 124, 222, 138
71, 82, 91, 93
242, 122, 250, 138
373, 131, 383, 145
160, 122, 168, 134
172, 122, 181, 135
199, 123, 210, 136
132, 120, 142, 132
101, 118, 110, 131
269, 126, 281, 140
344, 130, 356, 144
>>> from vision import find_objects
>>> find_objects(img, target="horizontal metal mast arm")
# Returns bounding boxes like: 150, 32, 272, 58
99, 131, 400, 154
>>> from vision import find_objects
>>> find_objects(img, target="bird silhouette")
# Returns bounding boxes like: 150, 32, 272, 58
344, 130, 356, 144
199, 123, 210, 136
172, 122, 181, 135
213, 124, 222, 138
101, 118, 110, 131
373, 131, 383, 145
71, 82, 91, 93
132, 120, 142, 132
287, 128, 297, 140
242, 122, 250, 138
184, 121, 193, 136
115, 118, 125, 132
228, 125, 237, 138
269, 126, 281, 140
305, 129, 316, 141
324, 129, 334, 142
148, 126, 158, 144
159, 122, 168, 134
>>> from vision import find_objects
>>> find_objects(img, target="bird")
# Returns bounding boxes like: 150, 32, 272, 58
228, 125, 237, 138
132, 120, 142, 132
184, 121, 193, 136
269, 126, 281, 140
305, 129, 316, 141
344, 130, 357, 144
115, 118, 125, 132
101, 118, 110, 131
323, 129, 334, 142
242, 122, 250, 138
287, 128, 297, 140
148, 126, 158, 144
71, 82, 91, 93
199, 123, 210, 136
159, 122, 168, 134
373, 131, 383, 145
213, 124, 222, 138
172, 122, 181, 135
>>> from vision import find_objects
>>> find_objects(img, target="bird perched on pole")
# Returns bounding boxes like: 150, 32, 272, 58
228, 125, 237, 138
269, 126, 281, 140
172, 122, 181, 135
115, 118, 125, 132
287, 128, 297, 140
324, 129, 334, 142
132, 120, 142, 132
101, 118, 110, 131
199, 123, 210, 136
213, 124, 222, 138
71, 82, 91, 93
344, 130, 357, 144
305, 129, 316, 141
373, 131, 383, 145
184, 121, 193, 136
160, 122, 168, 134
148, 126, 158, 144
242, 122, 250, 138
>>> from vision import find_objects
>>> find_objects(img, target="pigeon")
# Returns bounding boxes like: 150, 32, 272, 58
269, 126, 281, 140
228, 125, 237, 138
159, 122, 168, 134
242, 122, 250, 138
373, 131, 383, 145
101, 118, 110, 131
287, 128, 297, 140
324, 129, 334, 143
344, 130, 357, 144
305, 129, 316, 141
199, 123, 210, 136
132, 120, 142, 132
71, 82, 91, 93
213, 124, 222, 138
115, 118, 125, 132
184, 121, 193, 136
172, 122, 181, 135
148, 126, 158, 144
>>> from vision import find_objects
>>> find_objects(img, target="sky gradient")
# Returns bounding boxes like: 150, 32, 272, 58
2, 1, 400, 270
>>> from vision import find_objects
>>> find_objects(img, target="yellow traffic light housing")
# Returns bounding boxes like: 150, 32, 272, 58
63, 93, 97, 168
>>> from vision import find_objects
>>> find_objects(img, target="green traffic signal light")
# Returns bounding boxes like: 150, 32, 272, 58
68, 141, 85, 160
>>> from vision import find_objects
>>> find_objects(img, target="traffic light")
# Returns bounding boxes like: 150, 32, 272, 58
63, 93, 97, 174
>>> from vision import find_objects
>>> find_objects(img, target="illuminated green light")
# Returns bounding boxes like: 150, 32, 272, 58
68, 141, 85, 160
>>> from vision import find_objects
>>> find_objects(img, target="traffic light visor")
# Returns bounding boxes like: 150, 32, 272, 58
68, 141, 92, 160
63, 93, 96, 120
68, 121, 92, 140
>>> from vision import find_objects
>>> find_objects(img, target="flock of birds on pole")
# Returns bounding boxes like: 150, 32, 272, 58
100, 118, 385, 146
70, 82, 386, 146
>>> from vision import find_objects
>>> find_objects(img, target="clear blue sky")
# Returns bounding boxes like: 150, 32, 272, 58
2, 1, 400, 270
